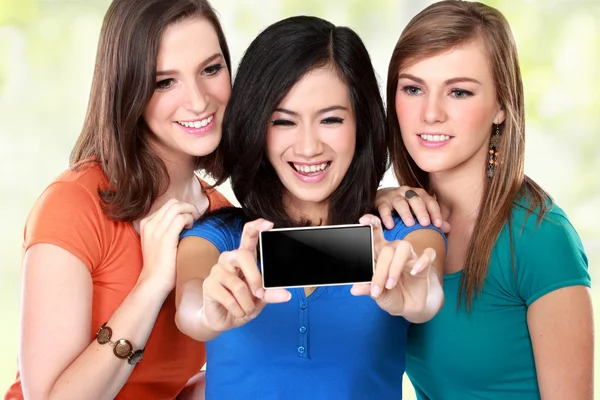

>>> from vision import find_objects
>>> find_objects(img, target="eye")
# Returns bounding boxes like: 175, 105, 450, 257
270, 119, 296, 127
450, 89, 473, 99
402, 85, 422, 96
156, 78, 176, 90
321, 117, 344, 125
204, 63, 224, 76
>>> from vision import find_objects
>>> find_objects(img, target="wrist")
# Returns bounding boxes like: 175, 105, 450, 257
196, 307, 224, 341
132, 277, 172, 302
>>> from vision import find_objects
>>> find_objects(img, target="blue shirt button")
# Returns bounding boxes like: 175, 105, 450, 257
299, 326, 307, 333
300, 303, 307, 309
297, 346, 305, 354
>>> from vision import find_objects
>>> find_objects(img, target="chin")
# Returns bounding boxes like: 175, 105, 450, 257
286, 187, 332, 206
188, 137, 221, 157
406, 152, 450, 174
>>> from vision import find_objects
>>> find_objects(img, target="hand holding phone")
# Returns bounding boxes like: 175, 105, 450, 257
350, 214, 438, 317
200, 219, 291, 334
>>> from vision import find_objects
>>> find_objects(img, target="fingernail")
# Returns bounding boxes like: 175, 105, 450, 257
411, 263, 422, 276
254, 288, 264, 298
434, 219, 443, 227
371, 285, 382, 298
285, 291, 292, 301
385, 278, 396, 289
420, 218, 430, 226
407, 218, 415, 226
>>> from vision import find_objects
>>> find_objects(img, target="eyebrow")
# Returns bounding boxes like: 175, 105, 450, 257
398, 73, 482, 86
273, 105, 349, 117
156, 53, 222, 77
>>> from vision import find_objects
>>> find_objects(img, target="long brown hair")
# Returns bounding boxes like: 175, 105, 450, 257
386, 0, 550, 308
70, 0, 231, 222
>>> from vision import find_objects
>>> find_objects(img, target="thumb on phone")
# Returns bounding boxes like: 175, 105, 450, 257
359, 214, 386, 259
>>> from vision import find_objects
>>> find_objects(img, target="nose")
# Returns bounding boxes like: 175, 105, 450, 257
293, 125, 324, 158
422, 92, 447, 124
184, 80, 209, 114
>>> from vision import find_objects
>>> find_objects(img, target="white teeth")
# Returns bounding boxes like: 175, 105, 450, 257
293, 162, 329, 173
420, 134, 450, 142
177, 115, 214, 128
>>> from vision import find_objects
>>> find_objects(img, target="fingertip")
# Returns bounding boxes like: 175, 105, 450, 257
370, 285, 382, 298
263, 220, 274, 230
385, 277, 396, 290
433, 218, 443, 227
442, 221, 452, 234
428, 248, 437, 262
350, 284, 368, 297
254, 288, 265, 299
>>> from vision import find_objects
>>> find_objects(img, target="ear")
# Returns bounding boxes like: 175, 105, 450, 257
494, 107, 506, 125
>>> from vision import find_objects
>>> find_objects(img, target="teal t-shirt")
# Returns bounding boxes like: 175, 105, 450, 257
405, 201, 590, 399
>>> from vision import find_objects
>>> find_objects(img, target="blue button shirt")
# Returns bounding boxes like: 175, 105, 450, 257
181, 211, 445, 399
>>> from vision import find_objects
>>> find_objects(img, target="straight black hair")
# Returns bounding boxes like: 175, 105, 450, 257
213, 16, 387, 227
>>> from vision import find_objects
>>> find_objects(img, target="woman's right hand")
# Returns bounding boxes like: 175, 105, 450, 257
200, 219, 291, 333
138, 198, 201, 294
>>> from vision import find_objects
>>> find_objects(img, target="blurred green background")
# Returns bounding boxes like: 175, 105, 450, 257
1, 0, 598, 397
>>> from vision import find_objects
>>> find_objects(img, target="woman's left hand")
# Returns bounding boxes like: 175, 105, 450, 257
351, 214, 444, 322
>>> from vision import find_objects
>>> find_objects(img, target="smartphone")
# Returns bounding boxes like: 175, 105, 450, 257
259, 224, 374, 289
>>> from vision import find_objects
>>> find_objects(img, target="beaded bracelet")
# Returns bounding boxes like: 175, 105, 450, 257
95, 323, 145, 365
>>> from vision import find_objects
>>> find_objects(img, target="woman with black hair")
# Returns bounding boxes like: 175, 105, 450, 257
174, 15, 446, 399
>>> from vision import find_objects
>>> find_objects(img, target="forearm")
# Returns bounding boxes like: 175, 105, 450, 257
31, 282, 168, 400
175, 278, 222, 342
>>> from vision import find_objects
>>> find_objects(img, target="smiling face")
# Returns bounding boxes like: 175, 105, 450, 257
265, 66, 356, 219
143, 16, 231, 165
394, 38, 505, 177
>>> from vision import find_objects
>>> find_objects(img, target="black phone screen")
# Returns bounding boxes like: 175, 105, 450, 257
259, 224, 374, 289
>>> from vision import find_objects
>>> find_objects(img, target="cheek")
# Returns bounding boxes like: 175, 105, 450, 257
395, 96, 418, 126
265, 129, 285, 164
331, 123, 357, 158
207, 74, 232, 104
449, 101, 494, 134
144, 91, 179, 126
395, 96, 419, 141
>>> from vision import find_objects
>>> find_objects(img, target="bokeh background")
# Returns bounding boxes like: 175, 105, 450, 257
1, 0, 598, 397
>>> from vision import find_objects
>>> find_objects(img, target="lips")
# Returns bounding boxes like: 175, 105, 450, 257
174, 114, 216, 136
288, 161, 331, 183
290, 161, 330, 175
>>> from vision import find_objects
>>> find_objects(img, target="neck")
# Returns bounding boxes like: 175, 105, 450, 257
430, 155, 488, 226
150, 150, 205, 215
284, 195, 329, 226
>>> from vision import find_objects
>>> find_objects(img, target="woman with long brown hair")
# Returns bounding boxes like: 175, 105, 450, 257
5, 0, 232, 398
377, 1, 592, 398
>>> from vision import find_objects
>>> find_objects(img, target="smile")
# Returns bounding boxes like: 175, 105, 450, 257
291, 162, 330, 175
176, 114, 214, 128
418, 134, 451, 142
288, 161, 331, 183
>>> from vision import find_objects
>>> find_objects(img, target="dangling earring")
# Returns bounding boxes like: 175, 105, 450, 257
487, 124, 501, 178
